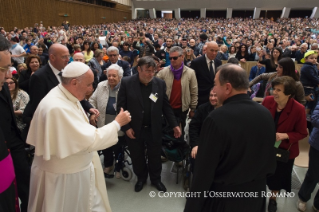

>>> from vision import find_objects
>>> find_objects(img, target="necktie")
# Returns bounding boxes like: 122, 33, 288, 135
209, 60, 214, 74
58, 72, 62, 77
256, 67, 260, 76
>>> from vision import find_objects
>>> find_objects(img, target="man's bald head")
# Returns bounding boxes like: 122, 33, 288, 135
206, 42, 219, 60
73, 53, 85, 63
48, 44, 70, 71
213, 64, 249, 104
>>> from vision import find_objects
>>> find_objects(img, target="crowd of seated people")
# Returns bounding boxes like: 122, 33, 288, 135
1, 17, 319, 212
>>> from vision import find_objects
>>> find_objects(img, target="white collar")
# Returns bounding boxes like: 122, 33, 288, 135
205, 54, 214, 63
48, 61, 61, 77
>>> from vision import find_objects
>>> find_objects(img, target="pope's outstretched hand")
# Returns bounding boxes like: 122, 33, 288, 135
115, 108, 131, 127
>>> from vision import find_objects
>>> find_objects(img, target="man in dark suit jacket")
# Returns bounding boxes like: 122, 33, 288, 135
281, 40, 292, 58
23, 44, 95, 138
190, 42, 222, 107
184, 64, 276, 212
0, 43, 30, 212
99, 46, 131, 82
145, 28, 155, 43
117, 56, 181, 193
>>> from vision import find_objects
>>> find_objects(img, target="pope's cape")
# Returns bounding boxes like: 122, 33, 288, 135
27, 84, 119, 212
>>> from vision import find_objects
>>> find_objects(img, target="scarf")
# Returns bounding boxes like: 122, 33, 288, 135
11, 44, 18, 50
170, 62, 184, 80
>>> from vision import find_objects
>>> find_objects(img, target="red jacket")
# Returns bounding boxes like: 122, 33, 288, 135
262, 96, 308, 159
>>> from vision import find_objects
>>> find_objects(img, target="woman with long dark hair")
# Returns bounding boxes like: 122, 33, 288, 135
235, 44, 250, 62
258, 47, 282, 73
250, 57, 306, 105
82, 41, 93, 64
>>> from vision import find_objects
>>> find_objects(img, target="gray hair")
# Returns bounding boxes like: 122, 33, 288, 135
107, 46, 119, 55
106, 64, 123, 78
169, 46, 183, 55
217, 64, 249, 90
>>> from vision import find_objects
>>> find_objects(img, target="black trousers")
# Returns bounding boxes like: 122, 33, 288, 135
298, 146, 319, 209
9, 140, 30, 212
0, 182, 15, 212
103, 136, 125, 168
127, 127, 162, 183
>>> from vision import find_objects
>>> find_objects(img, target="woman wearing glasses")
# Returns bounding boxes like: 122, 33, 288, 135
5, 77, 29, 132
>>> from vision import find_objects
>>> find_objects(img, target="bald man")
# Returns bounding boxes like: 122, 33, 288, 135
185, 64, 276, 212
22, 44, 98, 139
190, 41, 222, 106
73, 52, 98, 90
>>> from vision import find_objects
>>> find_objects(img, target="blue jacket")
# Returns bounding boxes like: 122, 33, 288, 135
310, 102, 319, 151
249, 66, 266, 81
300, 62, 319, 87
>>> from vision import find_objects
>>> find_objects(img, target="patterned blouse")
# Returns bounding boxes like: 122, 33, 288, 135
12, 89, 30, 131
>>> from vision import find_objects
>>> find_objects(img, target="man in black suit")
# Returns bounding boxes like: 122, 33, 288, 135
190, 41, 222, 107
281, 40, 292, 58
184, 64, 276, 212
99, 46, 130, 82
23, 44, 96, 139
145, 28, 155, 43
117, 56, 181, 192
0, 37, 30, 212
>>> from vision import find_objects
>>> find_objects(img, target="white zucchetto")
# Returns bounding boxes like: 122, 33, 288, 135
62, 62, 90, 78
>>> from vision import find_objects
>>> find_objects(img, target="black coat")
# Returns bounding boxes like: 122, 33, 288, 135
18, 69, 32, 94
23, 64, 93, 132
282, 48, 292, 58
99, 60, 131, 82
117, 74, 177, 141
190, 55, 222, 106
189, 102, 214, 148
184, 94, 276, 212
0, 128, 16, 212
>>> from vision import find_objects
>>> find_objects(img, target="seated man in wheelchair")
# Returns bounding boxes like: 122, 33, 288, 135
189, 87, 221, 166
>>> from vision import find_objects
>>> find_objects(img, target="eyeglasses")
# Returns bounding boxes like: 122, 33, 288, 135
169, 55, 181, 60
61, 55, 71, 60
7, 82, 15, 85
0, 66, 11, 73
108, 54, 118, 57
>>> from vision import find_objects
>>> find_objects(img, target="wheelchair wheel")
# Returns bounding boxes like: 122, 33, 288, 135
121, 167, 132, 181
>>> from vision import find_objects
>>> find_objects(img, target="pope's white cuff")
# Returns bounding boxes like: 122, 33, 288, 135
113, 120, 121, 131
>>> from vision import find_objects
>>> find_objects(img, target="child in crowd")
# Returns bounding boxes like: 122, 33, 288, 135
300, 51, 319, 116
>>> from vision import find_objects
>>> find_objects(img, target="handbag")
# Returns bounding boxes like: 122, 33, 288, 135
275, 143, 292, 163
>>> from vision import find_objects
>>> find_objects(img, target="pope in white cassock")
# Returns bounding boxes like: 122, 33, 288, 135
27, 62, 131, 212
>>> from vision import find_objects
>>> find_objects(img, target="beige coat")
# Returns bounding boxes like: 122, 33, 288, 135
157, 65, 198, 111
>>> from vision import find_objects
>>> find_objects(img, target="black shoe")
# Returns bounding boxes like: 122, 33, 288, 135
104, 173, 114, 178
135, 180, 146, 192
268, 199, 277, 212
152, 181, 167, 192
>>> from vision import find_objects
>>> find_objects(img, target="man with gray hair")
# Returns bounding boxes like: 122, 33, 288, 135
296, 43, 308, 64
117, 56, 181, 193
27, 62, 131, 212
157, 46, 198, 137
185, 64, 276, 212
100, 46, 130, 82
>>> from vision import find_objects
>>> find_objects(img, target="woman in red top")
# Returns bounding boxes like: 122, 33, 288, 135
262, 76, 308, 212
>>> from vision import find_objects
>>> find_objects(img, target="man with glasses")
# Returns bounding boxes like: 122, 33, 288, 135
191, 41, 222, 107
117, 56, 181, 193
0, 35, 30, 212
157, 46, 198, 137
100, 46, 130, 82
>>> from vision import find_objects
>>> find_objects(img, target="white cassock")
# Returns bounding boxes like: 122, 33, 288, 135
27, 84, 119, 212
